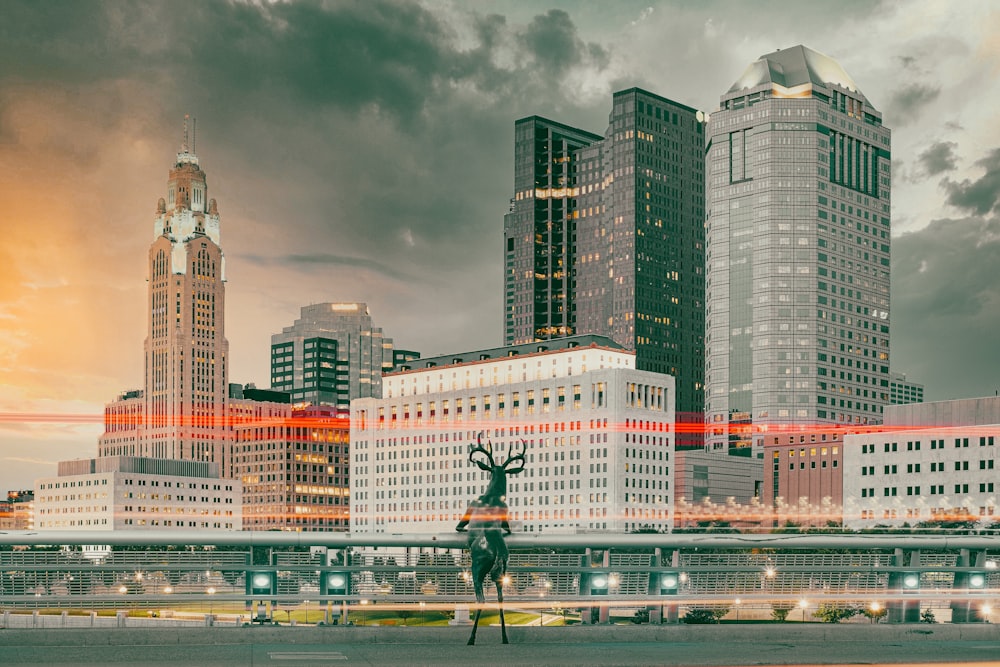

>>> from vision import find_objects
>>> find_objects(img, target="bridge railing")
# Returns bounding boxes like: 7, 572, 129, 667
1, 531, 998, 623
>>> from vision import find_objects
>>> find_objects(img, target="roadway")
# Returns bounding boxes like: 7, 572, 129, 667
3, 625, 1000, 666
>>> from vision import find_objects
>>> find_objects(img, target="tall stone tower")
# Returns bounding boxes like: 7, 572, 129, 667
99, 117, 230, 470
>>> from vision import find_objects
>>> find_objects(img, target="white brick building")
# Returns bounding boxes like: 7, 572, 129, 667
350, 337, 675, 535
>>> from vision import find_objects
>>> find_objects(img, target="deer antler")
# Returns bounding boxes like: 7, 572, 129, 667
469, 431, 495, 471
502, 439, 527, 475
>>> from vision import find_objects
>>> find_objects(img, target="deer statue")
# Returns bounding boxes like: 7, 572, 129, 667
455, 432, 527, 645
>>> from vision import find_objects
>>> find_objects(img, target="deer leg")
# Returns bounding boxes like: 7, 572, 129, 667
468, 574, 486, 646
467, 606, 482, 646
496, 579, 508, 644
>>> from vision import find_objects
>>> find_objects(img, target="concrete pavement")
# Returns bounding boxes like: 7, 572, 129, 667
2, 624, 1000, 666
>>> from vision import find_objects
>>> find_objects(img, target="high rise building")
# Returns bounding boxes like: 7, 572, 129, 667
705, 45, 892, 452
82, 121, 357, 533
270, 303, 416, 414
505, 89, 706, 446
504, 117, 603, 345
98, 117, 230, 471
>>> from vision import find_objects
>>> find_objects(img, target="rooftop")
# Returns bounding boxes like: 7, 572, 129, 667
728, 44, 866, 102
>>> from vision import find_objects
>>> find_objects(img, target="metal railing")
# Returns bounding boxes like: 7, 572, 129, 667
1, 530, 998, 624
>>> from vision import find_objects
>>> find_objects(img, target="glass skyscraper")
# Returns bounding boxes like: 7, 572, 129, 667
505, 89, 706, 445
705, 45, 892, 452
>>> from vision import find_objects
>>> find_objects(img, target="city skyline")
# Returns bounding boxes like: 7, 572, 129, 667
1, 1, 998, 492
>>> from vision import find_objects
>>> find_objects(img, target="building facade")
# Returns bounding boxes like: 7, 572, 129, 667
674, 450, 762, 526
844, 397, 1000, 529
0, 490, 34, 530
98, 119, 230, 471
270, 302, 416, 415
230, 402, 350, 532
505, 90, 706, 446
889, 371, 925, 405
705, 45, 892, 453
35, 457, 241, 531
762, 431, 844, 527
351, 337, 675, 535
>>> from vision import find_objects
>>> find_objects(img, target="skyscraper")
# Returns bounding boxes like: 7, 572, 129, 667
704, 45, 892, 452
505, 89, 706, 445
505, 117, 602, 345
99, 117, 231, 470
270, 303, 416, 414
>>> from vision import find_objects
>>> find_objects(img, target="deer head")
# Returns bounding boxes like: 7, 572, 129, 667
469, 432, 527, 502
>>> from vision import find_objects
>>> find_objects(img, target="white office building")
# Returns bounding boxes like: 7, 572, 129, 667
350, 336, 675, 534
35, 456, 242, 531
844, 397, 1000, 529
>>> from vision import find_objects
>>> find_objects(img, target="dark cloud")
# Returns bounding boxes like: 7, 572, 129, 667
917, 141, 958, 177
892, 216, 1000, 400
942, 149, 1000, 216
886, 83, 940, 125
518, 9, 609, 76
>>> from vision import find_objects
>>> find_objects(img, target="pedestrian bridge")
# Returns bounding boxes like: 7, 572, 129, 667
1, 530, 997, 625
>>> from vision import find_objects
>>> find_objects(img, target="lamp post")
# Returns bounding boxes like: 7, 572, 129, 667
207, 586, 216, 619
734, 598, 741, 623
798, 599, 809, 623
983, 604, 992, 624
359, 599, 368, 626
869, 601, 882, 624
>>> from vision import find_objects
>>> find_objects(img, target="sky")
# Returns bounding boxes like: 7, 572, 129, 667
0, 0, 999, 492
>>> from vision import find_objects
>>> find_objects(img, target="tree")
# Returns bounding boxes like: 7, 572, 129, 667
771, 604, 793, 622
682, 607, 729, 624
813, 604, 859, 623
860, 604, 888, 624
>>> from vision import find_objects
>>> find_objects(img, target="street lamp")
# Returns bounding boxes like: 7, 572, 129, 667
359, 599, 369, 626
869, 601, 882, 624
734, 598, 741, 623
798, 599, 809, 622
983, 604, 992, 623
207, 586, 216, 618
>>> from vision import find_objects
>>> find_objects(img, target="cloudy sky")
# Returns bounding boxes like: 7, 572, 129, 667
1, 0, 998, 492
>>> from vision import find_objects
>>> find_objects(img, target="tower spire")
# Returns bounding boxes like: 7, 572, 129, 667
177, 114, 199, 166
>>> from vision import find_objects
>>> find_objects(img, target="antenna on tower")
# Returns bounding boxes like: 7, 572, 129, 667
182, 114, 190, 153
191, 117, 197, 155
